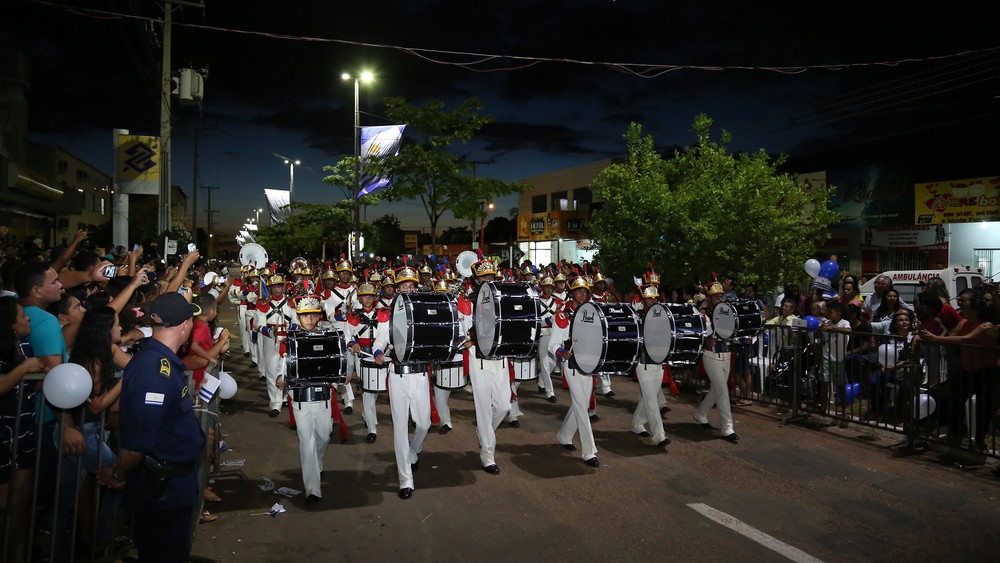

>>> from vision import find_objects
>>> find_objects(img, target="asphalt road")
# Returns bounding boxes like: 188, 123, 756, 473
189, 303, 1000, 563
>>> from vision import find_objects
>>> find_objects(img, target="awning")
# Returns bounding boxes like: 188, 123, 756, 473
14, 166, 63, 201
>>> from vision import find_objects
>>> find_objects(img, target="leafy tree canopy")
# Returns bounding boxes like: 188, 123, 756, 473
590, 116, 839, 292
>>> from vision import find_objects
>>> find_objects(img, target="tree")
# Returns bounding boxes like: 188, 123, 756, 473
590, 117, 839, 291
369, 214, 405, 257
254, 201, 352, 261
374, 97, 528, 252
439, 226, 473, 244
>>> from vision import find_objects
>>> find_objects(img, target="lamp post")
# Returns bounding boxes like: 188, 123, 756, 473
284, 160, 300, 202
342, 70, 373, 262
480, 201, 494, 249
254, 207, 263, 225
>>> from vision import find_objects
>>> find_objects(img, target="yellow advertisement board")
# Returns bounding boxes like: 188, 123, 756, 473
516, 210, 589, 241
915, 176, 999, 224
116, 135, 161, 195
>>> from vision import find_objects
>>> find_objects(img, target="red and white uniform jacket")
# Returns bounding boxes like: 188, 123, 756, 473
346, 307, 390, 355
253, 296, 296, 339
322, 283, 357, 322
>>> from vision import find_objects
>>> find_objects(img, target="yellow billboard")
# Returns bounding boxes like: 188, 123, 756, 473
116, 135, 161, 195
915, 176, 999, 224
516, 210, 589, 241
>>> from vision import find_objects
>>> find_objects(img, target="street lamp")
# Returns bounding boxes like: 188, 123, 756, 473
255, 207, 263, 225
480, 201, 494, 249
341, 70, 374, 262
284, 160, 300, 202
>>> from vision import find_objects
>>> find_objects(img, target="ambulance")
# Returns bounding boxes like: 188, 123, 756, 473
859, 266, 984, 305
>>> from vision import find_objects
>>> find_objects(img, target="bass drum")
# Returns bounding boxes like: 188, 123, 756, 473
712, 299, 765, 341
643, 303, 706, 364
390, 292, 461, 364
569, 302, 642, 375
474, 282, 541, 360
284, 330, 348, 387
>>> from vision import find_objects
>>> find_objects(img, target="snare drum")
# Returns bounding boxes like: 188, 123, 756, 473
643, 303, 706, 364
284, 330, 348, 386
474, 282, 541, 360
712, 299, 765, 341
359, 359, 388, 393
390, 292, 461, 364
510, 357, 537, 381
433, 359, 467, 390
569, 302, 642, 375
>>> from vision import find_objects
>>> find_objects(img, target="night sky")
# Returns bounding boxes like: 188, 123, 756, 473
5, 0, 998, 239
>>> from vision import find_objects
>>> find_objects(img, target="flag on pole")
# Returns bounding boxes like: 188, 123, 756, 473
264, 189, 290, 224
358, 125, 406, 197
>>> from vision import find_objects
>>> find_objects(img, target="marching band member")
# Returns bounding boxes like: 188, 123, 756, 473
693, 281, 740, 443
632, 284, 671, 448
457, 256, 509, 475
536, 274, 561, 402
242, 269, 262, 371
254, 272, 296, 417
549, 272, 601, 467
275, 295, 335, 505
371, 264, 431, 500
321, 256, 357, 414
418, 262, 434, 291
552, 273, 568, 302
376, 273, 396, 310
430, 279, 462, 435
590, 271, 617, 399
346, 278, 389, 443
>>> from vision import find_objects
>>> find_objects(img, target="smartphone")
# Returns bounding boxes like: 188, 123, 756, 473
101, 264, 118, 278
133, 243, 140, 251
187, 243, 197, 253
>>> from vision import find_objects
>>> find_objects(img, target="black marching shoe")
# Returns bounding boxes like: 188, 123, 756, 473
657, 437, 672, 448
584, 457, 600, 468
343, 406, 353, 414
589, 413, 599, 422
538, 385, 546, 394
604, 390, 615, 398
561, 443, 576, 451
723, 433, 740, 444
268, 409, 279, 418
660, 405, 672, 414
305, 494, 321, 506
547, 395, 557, 403
411, 460, 419, 472
398, 488, 413, 500
257, 374, 264, 381
438, 424, 452, 435
509, 420, 520, 428
483, 464, 500, 475
366, 433, 377, 443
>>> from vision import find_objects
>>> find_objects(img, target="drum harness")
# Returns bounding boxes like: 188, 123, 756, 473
264, 297, 290, 337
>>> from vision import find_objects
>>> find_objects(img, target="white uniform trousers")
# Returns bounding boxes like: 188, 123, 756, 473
598, 373, 614, 395
537, 332, 557, 398
389, 370, 430, 490
260, 334, 284, 411
355, 357, 380, 434
433, 386, 453, 428
632, 363, 668, 444
469, 355, 510, 467
244, 310, 260, 365
237, 304, 249, 354
507, 381, 523, 423
291, 398, 332, 497
557, 367, 598, 461
695, 352, 736, 436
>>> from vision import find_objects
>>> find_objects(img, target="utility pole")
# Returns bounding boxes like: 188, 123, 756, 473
191, 124, 199, 240
158, 1, 173, 233
202, 185, 219, 258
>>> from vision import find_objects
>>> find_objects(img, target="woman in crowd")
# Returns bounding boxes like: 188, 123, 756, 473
49, 293, 87, 350
873, 287, 908, 323
0, 297, 46, 563
869, 309, 920, 423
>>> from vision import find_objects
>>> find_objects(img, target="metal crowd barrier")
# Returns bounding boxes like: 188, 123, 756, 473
2, 368, 223, 563
736, 324, 1000, 461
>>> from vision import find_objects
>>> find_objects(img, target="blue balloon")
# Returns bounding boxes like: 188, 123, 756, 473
429, 254, 436, 261
804, 315, 821, 330
842, 382, 861, 405
819, 259, 838, 279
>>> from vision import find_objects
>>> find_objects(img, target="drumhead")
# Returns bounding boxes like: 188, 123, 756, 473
389, 293, 412, 363
643, 303, 673, 364
570, 302, 605, 374
711, 301, 738, 340
473, 282, 499, 355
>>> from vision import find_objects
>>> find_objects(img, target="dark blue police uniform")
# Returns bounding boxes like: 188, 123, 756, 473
119, 337, 206, 562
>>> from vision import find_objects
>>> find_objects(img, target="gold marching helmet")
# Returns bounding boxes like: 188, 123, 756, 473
265, 273, 286, 286
321, 264, 337, 280
335, 256, 353, 273
369, 271, 383, 285
554, 273, 567, 283
246, 268, 261, 278
591, 270, 607, 283
472, 257, 498, 278
706, 281, 724, 296
640, 284, 659, 299
432, 279, 450, 292
394, 264, 419, 284
294, 295, 323, 314
567, 273, 591, 292
539, 275, 554, 287
357, 280, 378, 296
642, 264, 660, 286
381, 271, 396, 286
419, 262, 433, 275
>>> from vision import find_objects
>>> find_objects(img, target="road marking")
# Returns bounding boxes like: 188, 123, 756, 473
687, 503, 825, 563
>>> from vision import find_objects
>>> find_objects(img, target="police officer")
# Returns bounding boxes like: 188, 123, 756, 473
97, 292, 206, 563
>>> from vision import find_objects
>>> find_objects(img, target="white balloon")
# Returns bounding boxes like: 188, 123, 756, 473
877, 343, 898, 369
219, 372, 238, 400
915, 393, 936, 419
803, 258, 821, 278
42, 363, 93, 409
